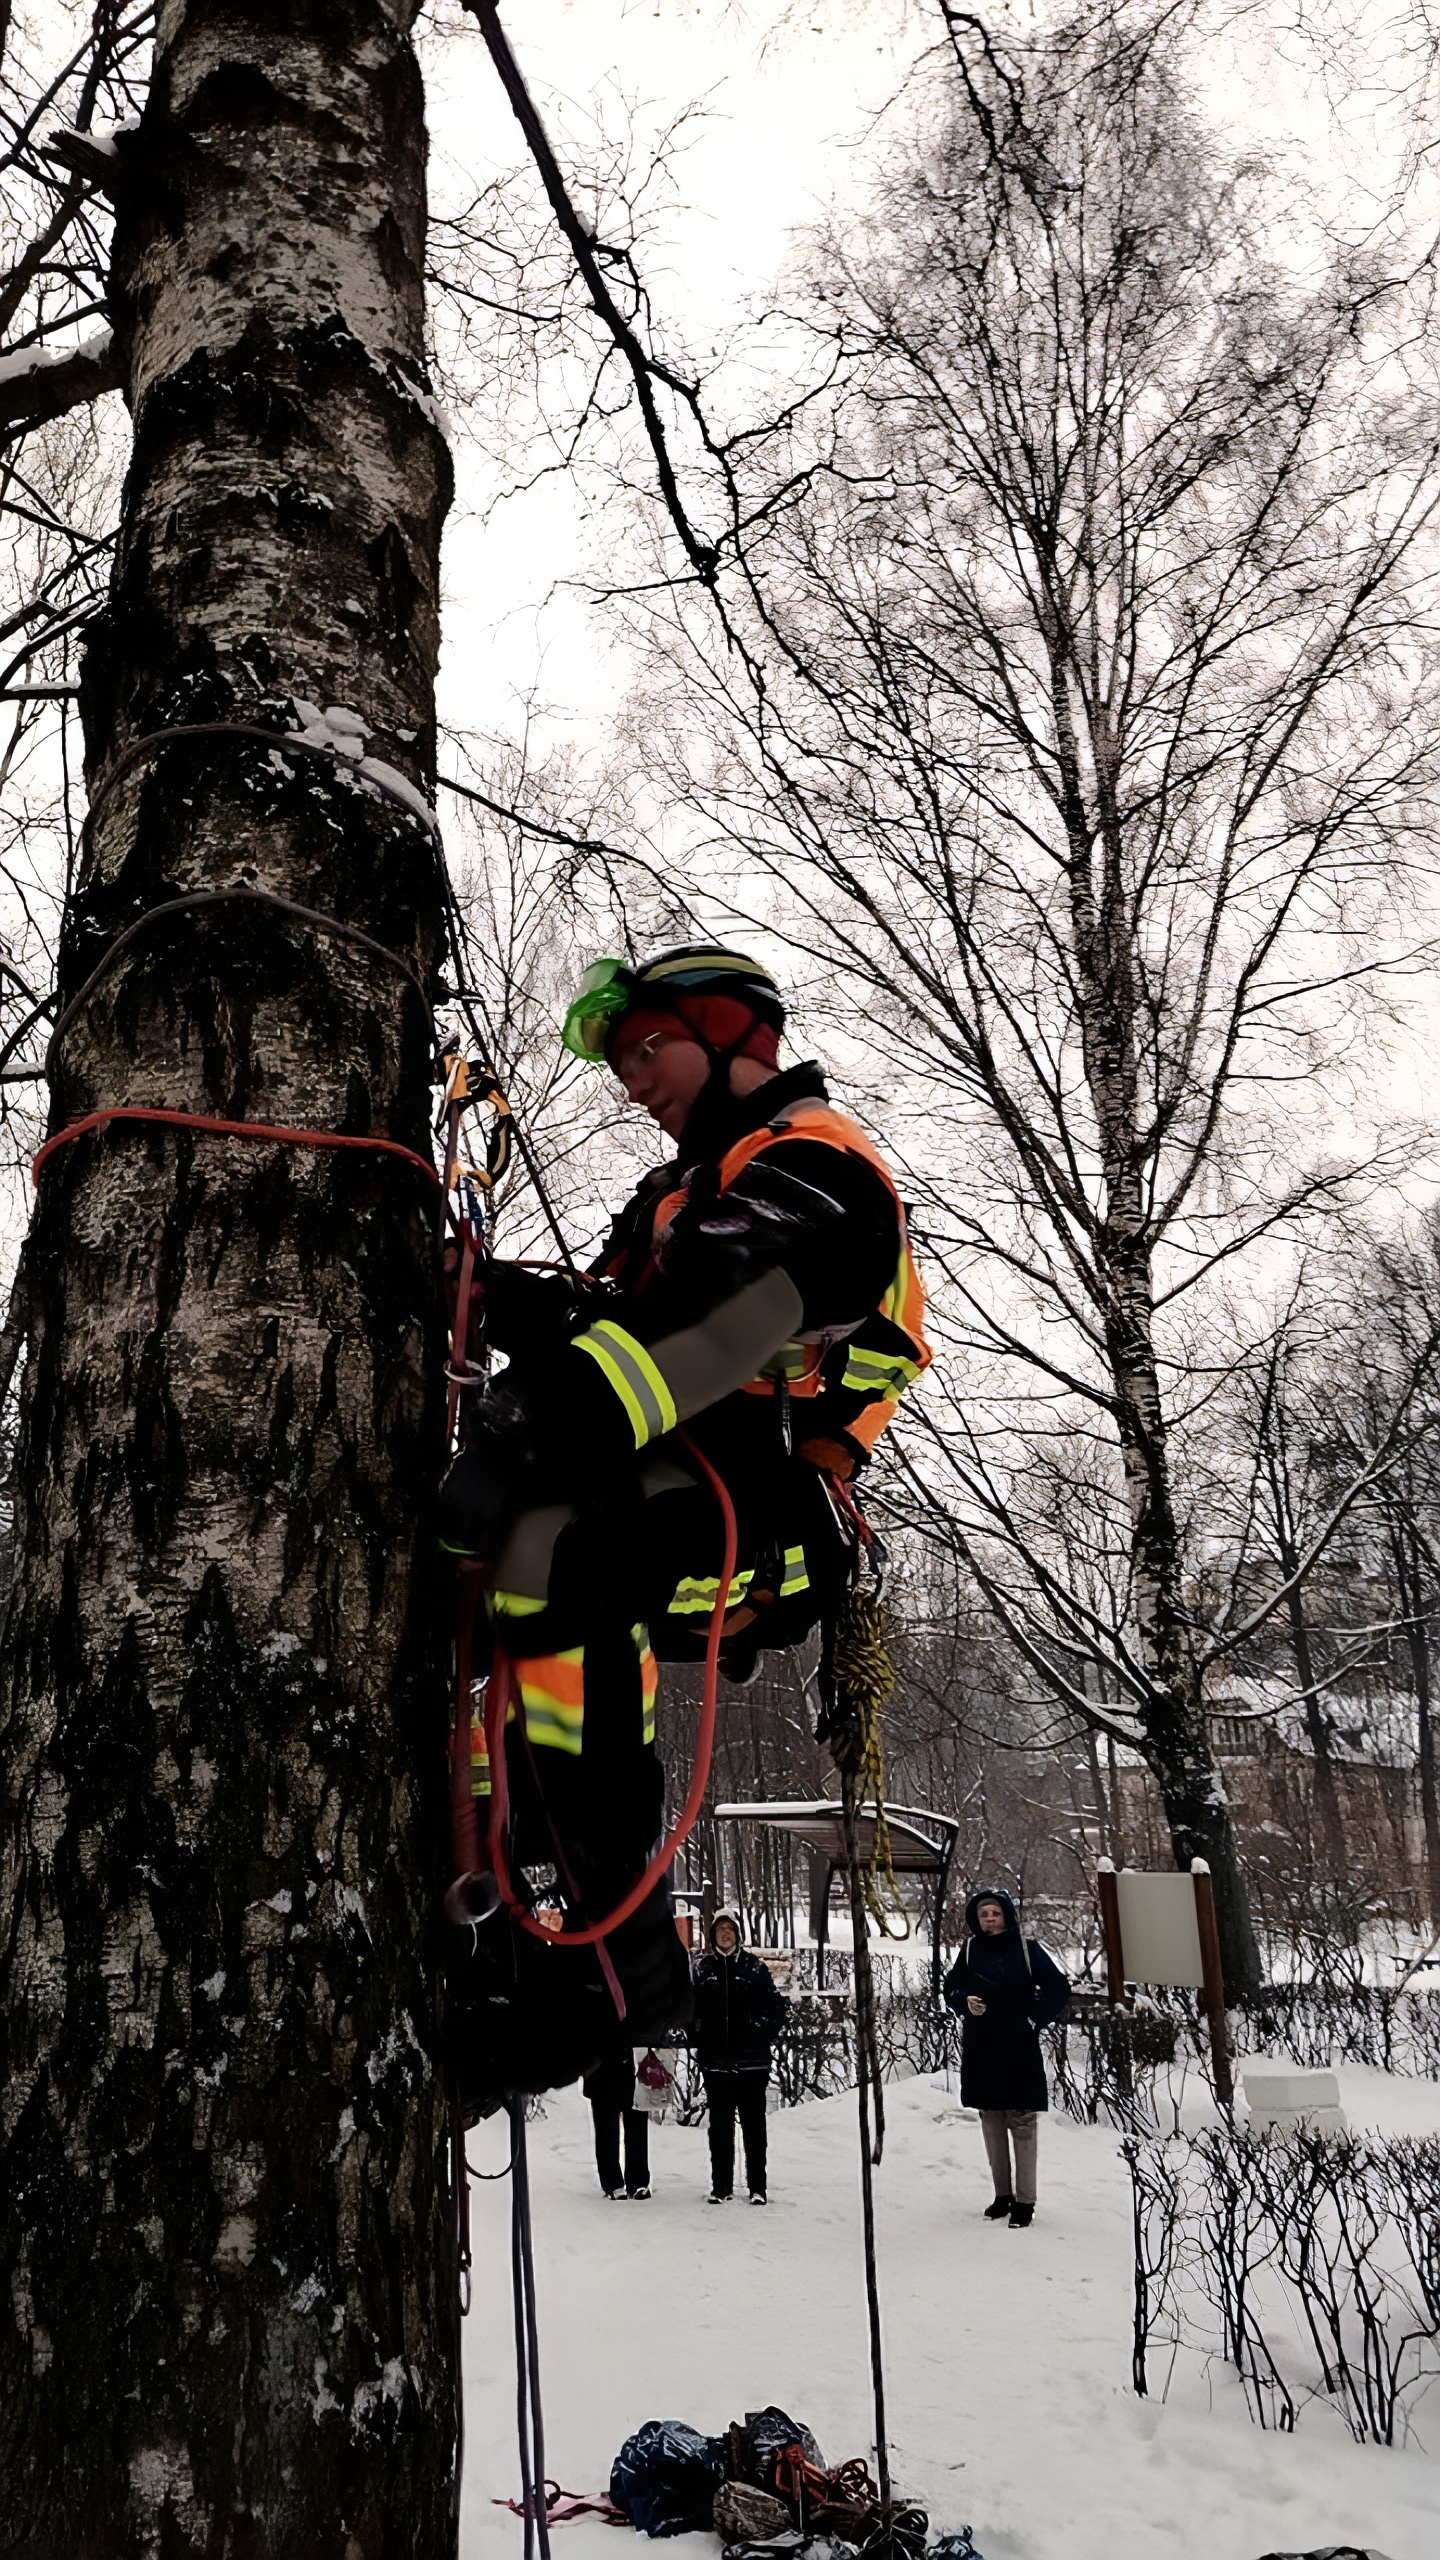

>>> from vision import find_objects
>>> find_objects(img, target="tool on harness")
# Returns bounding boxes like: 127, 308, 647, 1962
476, 1427, 735, 1950
825, 1577, 905, 1941
438, 1049, 517, 1434
443, 1427, 734, 2105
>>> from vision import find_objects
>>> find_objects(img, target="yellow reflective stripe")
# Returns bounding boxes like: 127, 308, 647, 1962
632, 1625, 659, 1744
669, 1566, 753, 1616
514, 1647, 585, 1757
762, 1341, 815, 1381
470, 1723, 492, 1800
779, 1544, 809, 1597
574, 1318, 678, 1447
519, 1705, 584, 1756
490, 1590, 546, 1620
842, 1346, 922, 1394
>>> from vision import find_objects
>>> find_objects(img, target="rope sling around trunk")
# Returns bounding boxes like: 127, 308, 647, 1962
32, 1104, 447, 1193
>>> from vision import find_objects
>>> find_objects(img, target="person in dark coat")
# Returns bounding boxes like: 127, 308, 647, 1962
582, 2043, 651, 2199
943, 1886, 1069, 2227
691, 1907, 787, 2202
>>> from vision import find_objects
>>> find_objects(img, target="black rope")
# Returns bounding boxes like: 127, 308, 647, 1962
40, 884, 436, 1075
3, 709, 583, 1280
509, 2099, 553, 2560
76, 716, 442, 860
0, 717, 443, 1086
842, 1774, 892, 2523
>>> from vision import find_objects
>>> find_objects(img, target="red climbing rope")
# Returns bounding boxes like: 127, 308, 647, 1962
477, 1428, 737, 1950
31, 1103, 444, 1191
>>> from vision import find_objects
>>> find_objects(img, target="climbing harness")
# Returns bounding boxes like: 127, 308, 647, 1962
457, 1429, 736, 1957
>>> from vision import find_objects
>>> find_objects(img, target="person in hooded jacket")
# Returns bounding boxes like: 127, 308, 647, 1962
691, 1908, 788, 2203
943, 1888, 1070, 2227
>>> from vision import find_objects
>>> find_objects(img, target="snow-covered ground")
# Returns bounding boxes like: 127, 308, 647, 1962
461, 2066, 1440, 2560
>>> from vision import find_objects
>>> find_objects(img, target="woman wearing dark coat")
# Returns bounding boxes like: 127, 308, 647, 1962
943, 1887, 1070, 2227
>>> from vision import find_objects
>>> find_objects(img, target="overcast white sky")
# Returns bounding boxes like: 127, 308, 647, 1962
419, 0, 1427, 752
423, 0, 928, 741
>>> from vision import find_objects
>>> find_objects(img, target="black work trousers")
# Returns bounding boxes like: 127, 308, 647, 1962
705, 2068, 769, 2198
585, 2051, 650, 2195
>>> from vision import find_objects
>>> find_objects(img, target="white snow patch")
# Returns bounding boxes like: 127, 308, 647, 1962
291, 699, 365, 759
357, 755, 437, 832
310, 2357, 341, 2420
462, 2069, 1440, 2560
260, 1631, 301, 1661
352, 2356, 409, 2432
51, 118, 139, 161
291, 2274, 326, 2315
0, 323, 113, 389
265, 1889, 292, 1915
365, 2012, 423, 2088
328, 2106, 356, 2163
288, 703, 436, 832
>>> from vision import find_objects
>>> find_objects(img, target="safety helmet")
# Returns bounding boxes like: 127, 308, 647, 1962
561, 942, 785, 1064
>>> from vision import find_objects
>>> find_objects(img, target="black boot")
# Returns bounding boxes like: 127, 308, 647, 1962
984, 2195, 1013, 2220
1009, 2200, 1035, 2228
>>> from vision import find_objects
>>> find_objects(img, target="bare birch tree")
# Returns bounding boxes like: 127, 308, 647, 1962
0, 1, 458, 2546
572, 3, 1440, 1989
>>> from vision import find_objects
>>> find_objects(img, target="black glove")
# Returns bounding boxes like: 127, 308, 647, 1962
437, 1390, 550, 1562
481, 1261, 583, 1360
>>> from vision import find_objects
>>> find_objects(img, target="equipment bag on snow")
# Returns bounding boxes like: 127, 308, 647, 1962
736, 2405, 825, 2496
610, 2420, 726, 2538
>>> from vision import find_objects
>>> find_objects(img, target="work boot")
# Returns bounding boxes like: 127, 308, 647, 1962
1009, 2200, 1035, 2228
984, 2195, 1013, 2219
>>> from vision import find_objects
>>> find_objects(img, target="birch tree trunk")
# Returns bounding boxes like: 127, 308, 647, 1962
1063, 671, 1261, 1997
0, 0, 457, 2549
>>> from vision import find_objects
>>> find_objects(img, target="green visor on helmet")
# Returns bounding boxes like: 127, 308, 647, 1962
561, 956, 635, 1062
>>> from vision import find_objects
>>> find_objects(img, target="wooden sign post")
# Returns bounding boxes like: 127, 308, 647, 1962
1096, 1855, 1233, 2111
1190, 1862, 1234, 2110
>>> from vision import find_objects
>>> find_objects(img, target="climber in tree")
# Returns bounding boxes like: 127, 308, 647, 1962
441, 946, 930, 2098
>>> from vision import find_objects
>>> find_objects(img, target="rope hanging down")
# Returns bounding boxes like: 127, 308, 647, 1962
828, 1563, 904, 2535
509, 2100, 554, 2560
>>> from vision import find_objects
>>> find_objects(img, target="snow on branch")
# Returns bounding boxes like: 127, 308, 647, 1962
0, 328, 122, 431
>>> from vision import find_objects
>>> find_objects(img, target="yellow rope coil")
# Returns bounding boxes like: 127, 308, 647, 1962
830, 1582, 906, 1936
